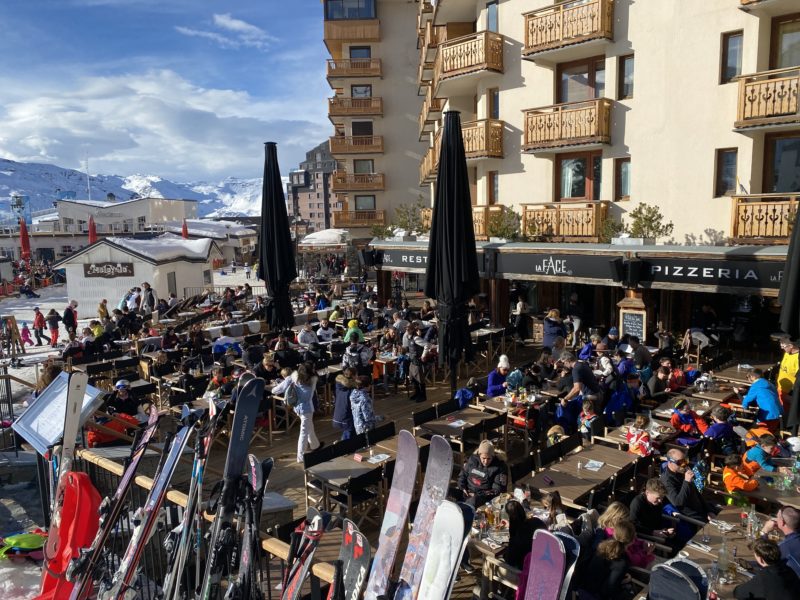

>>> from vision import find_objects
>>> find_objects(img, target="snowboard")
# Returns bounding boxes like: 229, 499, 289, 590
393, 435, 453, 600
282, 508, 335, 600
416, 501, 472, 600
523, 529, 566, 600
363, 430, 419, 600
329, 519, 371, 600
444, 502, 475, 599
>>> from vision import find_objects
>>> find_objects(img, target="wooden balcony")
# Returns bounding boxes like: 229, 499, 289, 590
522, 201, 610, 242
323, 19, 380, 56
434, 31, 504, 91
420, 205, 506, 240
332, 210, 386, 228
735, 67, 800, 130
328, 97, 384, 118
419, 119, 503, 184
329, 136, 384, 154
418, 87, 444, 139
523, 98, 612, 152
730, 194, 799, 244
523, 0, 614, 58
331, 172, 385, 192
419, 131, 442, 185
326, 58, 382, 79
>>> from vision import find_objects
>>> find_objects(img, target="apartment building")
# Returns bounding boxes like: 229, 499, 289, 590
322, 0, 429, 237
415, 0, 799, 245
285, 141, 339, 233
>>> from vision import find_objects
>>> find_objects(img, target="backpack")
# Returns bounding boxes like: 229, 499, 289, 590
285, 382, 299, 408
453, 387, 474, 409
648, 558, 707, 600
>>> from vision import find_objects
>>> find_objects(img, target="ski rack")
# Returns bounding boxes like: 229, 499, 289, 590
73, 448, 336, 600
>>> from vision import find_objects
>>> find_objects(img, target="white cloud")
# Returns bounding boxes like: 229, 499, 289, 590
176, 13, 276, 51
0, 69, 329, 181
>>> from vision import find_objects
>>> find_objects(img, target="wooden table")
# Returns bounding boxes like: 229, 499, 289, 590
373, 354, 399, 394
688, 387, 736, 403
418, 407, 496, 438
305, 454, 382, 489
517, 469, 598, 506
603, 422, 677, 449
712, 363, 775, 386
736, 474, 800, 510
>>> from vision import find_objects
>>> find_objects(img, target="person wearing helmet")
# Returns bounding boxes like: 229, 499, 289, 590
106, 379, 139, 417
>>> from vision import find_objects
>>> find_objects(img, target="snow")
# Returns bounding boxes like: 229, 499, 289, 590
0, 560, 40, 599
162, 219, 256, 239
299, 229, 350, 246
105, 236, 215, 261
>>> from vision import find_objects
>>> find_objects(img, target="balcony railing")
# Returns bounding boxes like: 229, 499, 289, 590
329, 135, 384, 154
331, 172, 385, 192
332, 210, 386, 227
731, 194, 799, 243
735, 67, 800, 129
522, 201, 610, 242
328, 97, 384, 117
420, 131, 442, 184
323, 19, 380, 53
420, 205, 506, 240
419, 119, 503, 184
418, 88, 444, 137
434, 31, 504, 87
523, 0, 614, 57
326, 58, 382, 78
523, 98, 612, 152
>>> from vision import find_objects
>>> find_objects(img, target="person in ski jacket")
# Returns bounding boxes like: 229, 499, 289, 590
703, 405, 740, 455
542, 309, 566, 350
140, 282, 157, 314
62, 300, 78, 334
273, 363, 321, 462
670, 398, 708, 436
722, 453, 759, 493
350, 377, 377, 435
625, 414, 653, 457
32, 307, 50, 346
743, 434, 785, 474
332, 368, 356, 440
456, 440, 508, 507
341, 339, 372, 376
736, 368, 784, 433
97, 298, 109, 320
605, 373, 639, 426
487, 355, 511, 397
45, 309, 61, 347
106, 380, 140, 417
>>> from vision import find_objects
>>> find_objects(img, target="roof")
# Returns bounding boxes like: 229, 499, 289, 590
56, 197, 197, 209
162, 219, 256, 240
299, 228, 351, 246
52, 234, 221, 267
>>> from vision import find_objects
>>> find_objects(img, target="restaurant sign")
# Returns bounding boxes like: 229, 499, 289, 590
639, 258, 784, 290
83, 262, 135, 278
497, 252, 619, 282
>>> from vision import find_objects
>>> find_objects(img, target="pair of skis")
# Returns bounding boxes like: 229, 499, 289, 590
327, 519, 372, 600
281, 508, 336, 600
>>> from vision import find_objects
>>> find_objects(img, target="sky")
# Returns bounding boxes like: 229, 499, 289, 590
0, 0, 331, 182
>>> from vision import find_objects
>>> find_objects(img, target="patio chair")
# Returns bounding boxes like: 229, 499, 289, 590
302, 443, 338, 511
325, 467, 384, 529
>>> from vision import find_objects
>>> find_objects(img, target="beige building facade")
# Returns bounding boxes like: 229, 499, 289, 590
416, 0, 800, 245
322, 0, 430, 237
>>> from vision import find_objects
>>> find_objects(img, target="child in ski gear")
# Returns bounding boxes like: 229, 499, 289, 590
45, 309, 61, 347
625, 414, 653, 457
743, 434, 788, 474
597, 501, 655, 568
342, 338, 372, 376
629, 478, 675, 539
722, 453, 759, 493
735, 368, 784, 433
205, 366, 230, 394
32, 307, 49, 346
106, 379, 140, 417
333, 368, 357, 439
343, 319, 365, 343
578, 399, 599, 440
20, 322, 33, 347
579, 520, 636, 599
670, 397, 708, 437
350, 376, 377, 434
456, 440, 508, 507
703, 405, 740, 455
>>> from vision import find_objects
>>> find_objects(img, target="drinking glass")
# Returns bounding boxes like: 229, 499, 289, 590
701, 526, 711, 544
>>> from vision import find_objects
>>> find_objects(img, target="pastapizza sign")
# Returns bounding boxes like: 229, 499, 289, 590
83, 262, 134, 278
640, 258, 784, 291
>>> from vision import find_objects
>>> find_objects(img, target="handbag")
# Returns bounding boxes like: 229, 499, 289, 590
285, 382, 299, 408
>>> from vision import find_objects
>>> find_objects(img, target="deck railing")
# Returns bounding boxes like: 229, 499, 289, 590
332, 210, 387, 227
434, 31, 504, 86
323, 19, 380, 45
730, 194, 799, 243
735, 67, 800, 129
418, 87, 444, 135
326, 58, 382, 78
522, 201, 610, 241
462, 119, 504, 159
328, 97, 383, 117
523, 98, 612, 151
331, 172, 386, 192
329, 135, 384, 154
523, 0, 614, 56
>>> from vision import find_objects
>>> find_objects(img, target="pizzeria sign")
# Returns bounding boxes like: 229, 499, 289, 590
83, 262, 134, 278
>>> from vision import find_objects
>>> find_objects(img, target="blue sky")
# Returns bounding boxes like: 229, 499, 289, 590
0, 0, 331, 181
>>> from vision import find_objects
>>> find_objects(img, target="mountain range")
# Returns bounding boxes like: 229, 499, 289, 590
0, 157, 270, 219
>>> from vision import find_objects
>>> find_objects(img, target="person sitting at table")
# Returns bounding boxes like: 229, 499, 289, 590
106, 379, 140, 417
601, 327, 619, 351
625, 413, 653, 457
342, 338, 372, 377
578, 334, 602, 361
356, 302, 374, 329
206, 365, 232, 395
578, 399, 601, 441
743, 434, 790, 474
539, 490, 570, 532
733, 538, 800, 600
596, 501, 655, 568
735, 368, 784, 434
660, 448, 717, 524
378, 326, 400, 353
151, 351, 174, 378
170, 362, 199, 406
607, 373, 643, 427
315, 293, 329, 311
554, 362, 574, 396
577, 520, 636, 600
533, 347, 556, 381
630, 478, 675, 539
328, 304, 342, 321
343, 319, 365, 343
422, 320, 438, 344
546, 424, 566, 447
391, 311, 409, 336
297, 323, 318, 346
551, 335, 567, 362
254, 354, 280, 384
419, 300, 435, 322
760, 506, 800, 578
333, 368, 357, 440
316, 318, 338, 343
543, 309, 566, 351
614, 349, 636, 379
456, 440, 508, 508
670, 398, 708, 440
628, 336, 652, 371
504, 500, 546, 569
647, 366, 671, 400
487, 355, 511, 397
703, 405, 740, 455
350, 376, 378, 435
722, 453, 759, 493
243, 340, 265, 369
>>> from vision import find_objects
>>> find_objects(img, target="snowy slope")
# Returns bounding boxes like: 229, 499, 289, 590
0, 158, 271, 218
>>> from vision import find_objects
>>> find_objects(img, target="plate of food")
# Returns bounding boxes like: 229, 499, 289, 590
491, 493, 512, 509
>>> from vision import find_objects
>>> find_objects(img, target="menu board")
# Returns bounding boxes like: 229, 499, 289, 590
620, 309, 646, 342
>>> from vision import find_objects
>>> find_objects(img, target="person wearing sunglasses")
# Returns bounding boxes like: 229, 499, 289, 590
660, 448, 717, 526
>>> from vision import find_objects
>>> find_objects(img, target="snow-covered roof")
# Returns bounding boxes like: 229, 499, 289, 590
56, 197, 197, 209
162, 219, 256, 239
53, 234, 221, 267
299, 229, 351, 247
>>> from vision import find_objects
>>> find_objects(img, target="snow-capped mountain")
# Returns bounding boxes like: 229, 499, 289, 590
0, 158, 269, 218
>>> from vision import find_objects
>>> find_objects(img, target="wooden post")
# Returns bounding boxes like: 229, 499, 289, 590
375, 269, 391, 305
490, 279, 509, 328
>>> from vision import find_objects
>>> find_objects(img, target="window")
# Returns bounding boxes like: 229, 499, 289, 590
353, 159, 374, 173
203, 269, 212, 285
618, 55, 634, 99
351, 84, 372, 98
772, 14, 800, 69
764, 134, 800, 193
486, 1, 498, 33
351, 121, 373, 136
354, 195, 376, 210
325, 0, 375, 21
488, 88, 500, 119
318, 203, 324, 209
714, 148, 738, 197
349, 46, 371, 59
558, 57, 605, 103
167, 271, 177, 297
615, 158, 631, 200
487, 171, 499, 205
557, 152, 602, 201
720, 31, 743, 84
137, 216, 146, 230
61, 245, 73, 254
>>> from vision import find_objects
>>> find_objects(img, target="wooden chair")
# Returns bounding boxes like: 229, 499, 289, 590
302, 443, 338, 511
483, 555, 520, 600
481, 412, 509, 453
557, 434, 582, 457
434, 398, 459, 418
510, 455, 535, 484
535, 443, 561, 471
586, 477, 614, 509
365, 421, 396, 446
325, 467, 385, 529
412, 406, 437, 437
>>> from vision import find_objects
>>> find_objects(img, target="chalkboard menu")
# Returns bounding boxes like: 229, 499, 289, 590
620, 309, 646, 342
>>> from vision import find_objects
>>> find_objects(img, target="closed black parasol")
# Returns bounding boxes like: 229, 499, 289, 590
780, 211, 800, 430
424, 111, 480, 397
257, 142, 297, 330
